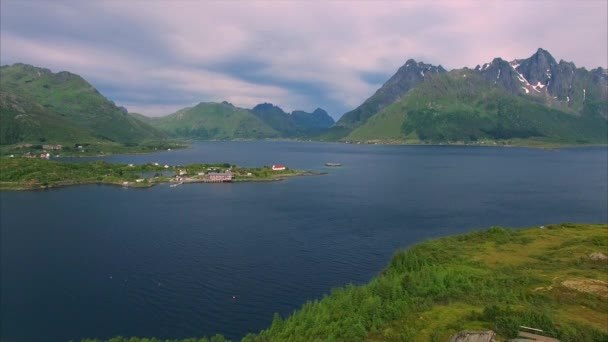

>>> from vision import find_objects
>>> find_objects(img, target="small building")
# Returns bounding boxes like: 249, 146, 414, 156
205, 172, 233, 182
272, 165, 286, 171
40, 153, 50, 159
178, 169, 188, 176
43, 144, 62, 150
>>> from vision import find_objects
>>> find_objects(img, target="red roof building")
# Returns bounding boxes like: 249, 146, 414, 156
272, 165, 286, 171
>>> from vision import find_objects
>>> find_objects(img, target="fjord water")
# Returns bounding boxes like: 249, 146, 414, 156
1, 142, 607, 342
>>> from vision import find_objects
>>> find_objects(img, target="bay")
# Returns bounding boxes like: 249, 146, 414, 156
1, 142, 607, 341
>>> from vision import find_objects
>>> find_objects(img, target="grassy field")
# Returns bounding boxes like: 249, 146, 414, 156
82, 223, 607, 341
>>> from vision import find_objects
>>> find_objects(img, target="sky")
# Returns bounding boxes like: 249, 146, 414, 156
1, 1, 607, 119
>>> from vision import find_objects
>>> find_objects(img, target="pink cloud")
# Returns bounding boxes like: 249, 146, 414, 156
1, 0, 605, 117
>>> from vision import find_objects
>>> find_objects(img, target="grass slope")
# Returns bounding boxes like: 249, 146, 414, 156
347, 72, 608, 146
0, 91, 98, 144
147, 102, 280, 139
85, 223, 608, 342
245, 223, 608, 341
0, 63, 166, 144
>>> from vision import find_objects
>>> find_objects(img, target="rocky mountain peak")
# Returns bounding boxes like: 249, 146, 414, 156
513, 48, 557, 90
399, 59, 446, 74
336, 59, 446, 128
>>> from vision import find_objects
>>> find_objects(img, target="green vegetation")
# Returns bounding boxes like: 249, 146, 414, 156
0, 63, 180, 154
140, 102, 335, 140
143, 102, 280, 140
0, 64, 166, 144
0, 91, 98, 145
346, 72, 608, 146
82, 336, 230, 342
0, 158, 312, 190
244, 223, 608, 341
84, 223, 608, 341
0, 140, 185, 158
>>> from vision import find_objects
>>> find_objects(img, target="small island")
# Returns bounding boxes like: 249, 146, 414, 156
0, 158, 323, 191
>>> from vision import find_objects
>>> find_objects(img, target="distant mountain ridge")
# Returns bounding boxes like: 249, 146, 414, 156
331, 48, 607, 145
251, 103, 334, 137
2, 48, 605, 148
141, 102, 280, 139
140, 101, 334, 140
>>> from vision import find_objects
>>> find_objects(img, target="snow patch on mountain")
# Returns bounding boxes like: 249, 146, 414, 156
510, 61, 530, 86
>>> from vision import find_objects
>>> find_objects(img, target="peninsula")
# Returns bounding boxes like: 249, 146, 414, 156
82, 223, 608, 341
0, 158, 320, 191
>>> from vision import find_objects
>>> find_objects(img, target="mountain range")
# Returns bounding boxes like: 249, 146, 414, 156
1, 48, 606, 148
136, 101, 334, 140
330, 48, 607, 145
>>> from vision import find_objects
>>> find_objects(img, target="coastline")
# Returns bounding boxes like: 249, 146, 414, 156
3, 138, 605, 160
0, 167, 325, 191
82, 223, 608, 342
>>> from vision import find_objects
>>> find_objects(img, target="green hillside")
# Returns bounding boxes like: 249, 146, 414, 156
347, 72, 608, 146
84, 223, 608, 341
333, 49, 608, 146
146, 102, 280, 139
0, 63, 166, 144
0, 91, 97, 144
245, 223, 608, 341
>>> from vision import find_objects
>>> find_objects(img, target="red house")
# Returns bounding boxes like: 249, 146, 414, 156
272, 165, 286, 171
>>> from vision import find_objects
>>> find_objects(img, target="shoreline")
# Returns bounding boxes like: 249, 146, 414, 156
81, 223, 608, 341
3, 139, 605, 160
0, 170, 326, 191
177, 138, 608, 150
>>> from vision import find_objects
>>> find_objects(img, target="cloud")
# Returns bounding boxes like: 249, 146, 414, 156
1, 0, 606, 118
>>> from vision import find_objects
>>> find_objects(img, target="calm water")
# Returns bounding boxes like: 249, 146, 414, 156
1, 142, 607, 342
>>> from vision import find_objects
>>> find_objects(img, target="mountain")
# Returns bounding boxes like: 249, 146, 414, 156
290, 108, 334, 132
0, 63, 166, 145
0, 91, 98, 144
250, 103, 300, 136
335, 49, 607, 145
144, 102, 280, 139
335, 60, 447, 130
251, 103, 335, 137
144, 102, 335, 140
476, 48, 607, 117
